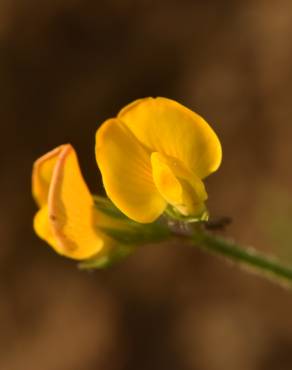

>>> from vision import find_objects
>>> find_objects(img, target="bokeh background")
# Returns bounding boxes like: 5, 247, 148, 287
2, 0, 292, 369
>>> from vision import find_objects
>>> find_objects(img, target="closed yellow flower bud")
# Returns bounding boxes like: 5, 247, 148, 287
32, 144, 114, 260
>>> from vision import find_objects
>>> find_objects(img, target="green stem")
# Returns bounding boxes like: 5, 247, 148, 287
181, 228, 292, 286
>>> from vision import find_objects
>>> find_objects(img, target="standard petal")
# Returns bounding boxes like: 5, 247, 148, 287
96, 118, 166, 223
118, 97, 222, 179
32, 145, 67, 207
48, 145, 105, 260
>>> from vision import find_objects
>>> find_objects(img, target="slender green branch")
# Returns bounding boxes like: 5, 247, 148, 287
178, 228, 292, 287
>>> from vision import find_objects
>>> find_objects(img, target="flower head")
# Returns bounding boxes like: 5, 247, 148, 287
95, 97, 222, 223
32, 144, 115, 260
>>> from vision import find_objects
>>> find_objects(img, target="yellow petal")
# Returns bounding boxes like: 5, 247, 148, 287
32, 145, 66, 207
151, 152, 183, 206
96, 118, 166, 223
48, 145, 104, 260
118, 97, 222, 179
151, 152, 207, 216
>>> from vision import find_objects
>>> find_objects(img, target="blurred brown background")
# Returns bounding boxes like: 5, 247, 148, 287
2, 0, 292, 369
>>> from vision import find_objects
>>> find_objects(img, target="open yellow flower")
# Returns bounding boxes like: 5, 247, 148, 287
95, 97, 222, 223
32, 144, 114, 260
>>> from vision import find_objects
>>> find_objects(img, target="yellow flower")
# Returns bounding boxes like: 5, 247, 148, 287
95, 97, 222, 223
32, 144, 115, 260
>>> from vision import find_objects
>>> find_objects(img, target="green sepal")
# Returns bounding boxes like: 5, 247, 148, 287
78, 195, 171, 270
78, 244, 134, 270
100, 220, 170, 245
93, 195, 128, 219
94, 195, 170, 244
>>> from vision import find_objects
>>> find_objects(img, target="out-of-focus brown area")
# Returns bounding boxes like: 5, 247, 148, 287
2, 0, 292, 369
